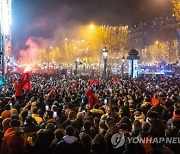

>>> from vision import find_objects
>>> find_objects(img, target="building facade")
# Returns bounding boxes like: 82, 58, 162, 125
0, 0, 11, 75
129, 15, 180, 64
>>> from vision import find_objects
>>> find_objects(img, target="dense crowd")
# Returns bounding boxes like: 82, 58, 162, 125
0, 73, 179, 154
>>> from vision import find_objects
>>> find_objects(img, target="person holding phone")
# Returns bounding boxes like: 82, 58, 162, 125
53, 111, 57, 118
45, 105, 49, 111
40, 110, 56, 128
31, 108, 43, 125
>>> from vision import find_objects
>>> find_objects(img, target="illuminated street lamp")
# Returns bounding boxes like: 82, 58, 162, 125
102, 47, 108, 78
89, 24, 95, 30
155, 41, 159, 45
121, 56, 125, 77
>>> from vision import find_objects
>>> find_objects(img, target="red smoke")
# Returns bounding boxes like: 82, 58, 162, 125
18, 37, 51, 71
19, 37, 41, 67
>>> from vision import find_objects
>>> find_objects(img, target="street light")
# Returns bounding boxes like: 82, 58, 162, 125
52, 61, 56, 70
89, 24, 95, 30
48, 46, 53, 72
75, 58, 80, 76
155, 41, 162, 62
43, 63, 46, 70
102, 47, 108, 78
121, 56, 125, 77
155, 41, 159, 45
83, 61, 86, 74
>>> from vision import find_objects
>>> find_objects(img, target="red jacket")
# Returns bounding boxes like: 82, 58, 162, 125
85, 88, 99, 109
72, 81, 78, 89
13, 73, 31, 96
13, 81, 24, 97
49, 87, 56, 96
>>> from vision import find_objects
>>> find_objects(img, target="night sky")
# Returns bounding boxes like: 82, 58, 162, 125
12, 0, 173, 49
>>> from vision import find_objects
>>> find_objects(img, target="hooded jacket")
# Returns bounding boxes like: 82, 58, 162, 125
134, 113, 145, 124
85, 88, 99, 109
13, 81, 24, 97
1, 127, 26, 154
54, 135, 83, 154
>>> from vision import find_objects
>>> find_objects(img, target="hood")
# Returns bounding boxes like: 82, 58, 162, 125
85, 88, 93, 96
63, 135, 77, 144
4, 127, 24, 137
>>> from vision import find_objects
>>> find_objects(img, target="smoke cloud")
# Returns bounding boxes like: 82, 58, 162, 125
13, 0, 172, 66
18, 37, 50, 66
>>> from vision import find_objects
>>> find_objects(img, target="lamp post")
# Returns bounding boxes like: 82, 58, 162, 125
48, 46, 53, 72
102, 47, 108, 78
52, 61, 56, 71
79, 61, 83, 76
43, 63, 46, 70
121, 56, 125, 77
83, 61, 86, 74
155, 41, 161, 62
75, 58, 79, 76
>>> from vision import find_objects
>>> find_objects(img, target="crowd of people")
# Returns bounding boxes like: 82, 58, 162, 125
0, 73, 179, 154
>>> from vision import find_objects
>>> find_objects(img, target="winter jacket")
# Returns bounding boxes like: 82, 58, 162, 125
85, 88, 99, 109
1, 127, 26, 154
13, 73, 31, 97
53, 135, 83, 154
81, 95, 88, 106
22, 123, 39, 134
134, 113, 145, 124
31, 113, 43, 125
1, 110, 10, 119
33, 129, 54, 154
90, 143, 108, 154
13, 81, 24, 97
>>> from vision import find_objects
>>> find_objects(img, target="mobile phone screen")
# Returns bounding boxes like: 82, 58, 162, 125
45, 105, 49, 111
28, 110, 31, 115
53, 112, 57, 118
82, 110, 86, 115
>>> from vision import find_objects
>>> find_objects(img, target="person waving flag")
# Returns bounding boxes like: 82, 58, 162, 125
13, 72, 31, 101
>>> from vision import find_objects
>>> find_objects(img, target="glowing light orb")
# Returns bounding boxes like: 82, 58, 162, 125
89, 24, 95, 30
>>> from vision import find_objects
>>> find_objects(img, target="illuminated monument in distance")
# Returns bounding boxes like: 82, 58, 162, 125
127, 48, 140, 78
0, 0, 11, 75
